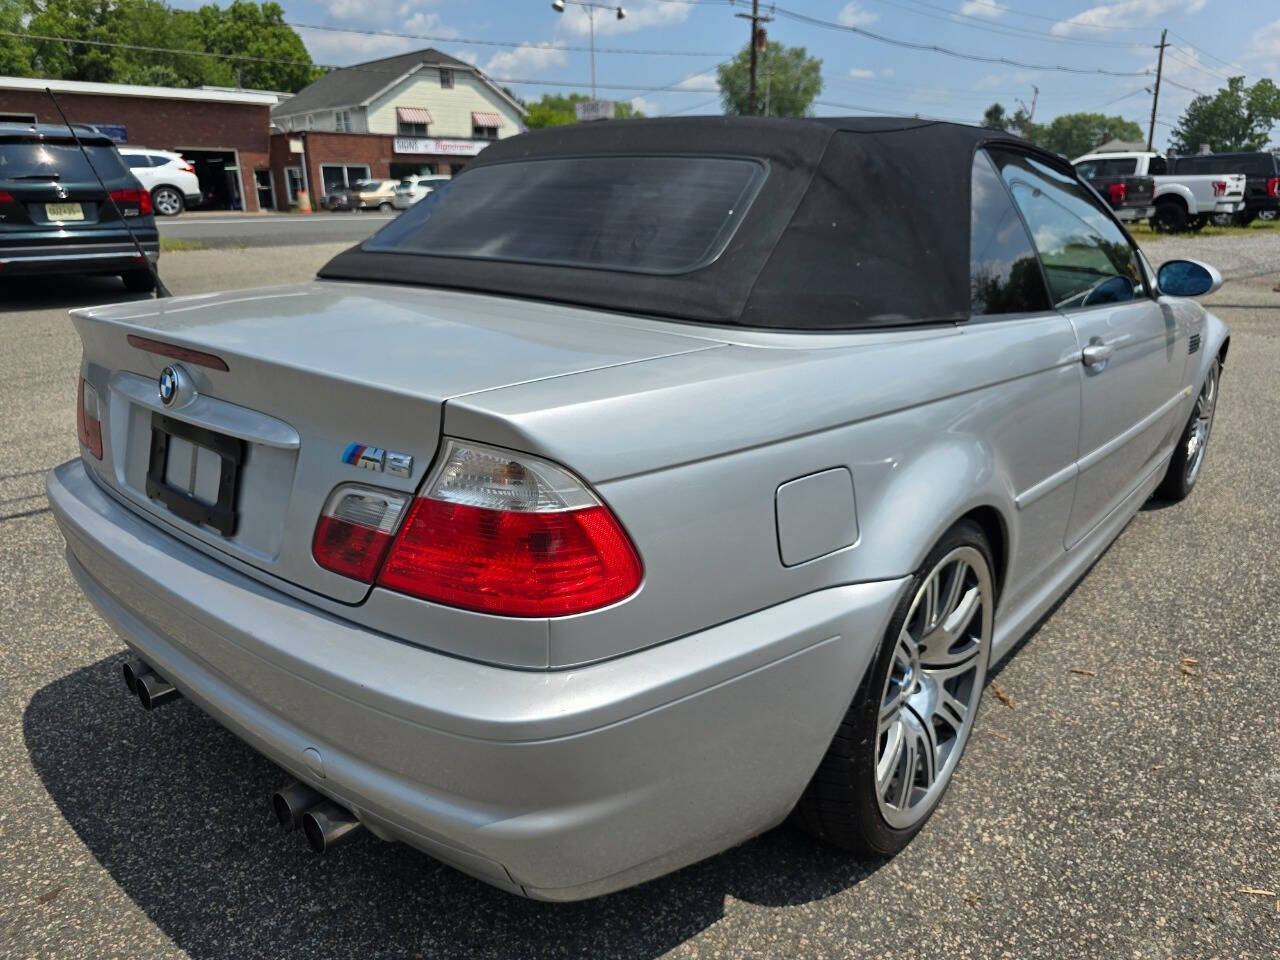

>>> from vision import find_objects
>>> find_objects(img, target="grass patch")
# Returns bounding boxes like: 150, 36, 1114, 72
159, 236, 208, 253
1130, 218, 1279, 240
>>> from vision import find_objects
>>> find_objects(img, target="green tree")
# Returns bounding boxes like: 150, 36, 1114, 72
1028, 112, 1144, 159
0, 0, 34, 76
20, 0, 318, 91
1170, 76, 1280, 153
979, 100, 1034, 139
524, 92, 645, 129
717, 40, 822, 117
194, 1, 320, 92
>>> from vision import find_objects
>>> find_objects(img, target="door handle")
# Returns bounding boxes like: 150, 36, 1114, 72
1082, 342, 1114, 369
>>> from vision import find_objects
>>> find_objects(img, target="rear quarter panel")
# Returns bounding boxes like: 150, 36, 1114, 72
447, 314, 1084, 667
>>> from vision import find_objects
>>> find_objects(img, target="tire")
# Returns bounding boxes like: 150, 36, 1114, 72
1154, 359, 1219, 502
1152, 199, 1188, 233
795, 519, 995, 857
1237, 211, 1257, 227
379, 201, 393, 212
1187, 215, 1207, 232
151, 186, 184, 217
122, 269, 156, 293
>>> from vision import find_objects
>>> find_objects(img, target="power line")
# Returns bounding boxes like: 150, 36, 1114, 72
764, 5, 1153, 77
855, 0, 1140, 49
0, 29, 730, 95
1163, 48, 1235, 83
899, 0, 1153, 33
287, 21, 734, 57
1167, 31, 1243, 73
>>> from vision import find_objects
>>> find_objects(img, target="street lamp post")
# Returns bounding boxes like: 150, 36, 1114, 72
552, 0, 625, 101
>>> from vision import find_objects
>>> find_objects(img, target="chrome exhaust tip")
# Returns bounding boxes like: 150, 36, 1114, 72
135, 672, 181, 710
272, 782, 325, 830
122, 659, 150, 695
301, 801, 363, 854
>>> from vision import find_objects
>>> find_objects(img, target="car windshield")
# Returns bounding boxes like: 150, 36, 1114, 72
364, 154, 768, 274
0, 139, 128, 180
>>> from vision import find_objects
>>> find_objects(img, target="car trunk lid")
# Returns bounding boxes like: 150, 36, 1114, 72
71, 280, 723, 602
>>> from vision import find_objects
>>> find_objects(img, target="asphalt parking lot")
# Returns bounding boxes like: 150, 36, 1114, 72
1, 235, 1277, 959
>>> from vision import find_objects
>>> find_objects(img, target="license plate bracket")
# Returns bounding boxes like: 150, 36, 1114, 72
145, 413, 244, 537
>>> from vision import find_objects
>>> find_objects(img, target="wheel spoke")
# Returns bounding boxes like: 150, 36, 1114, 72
877, 718, 906, 798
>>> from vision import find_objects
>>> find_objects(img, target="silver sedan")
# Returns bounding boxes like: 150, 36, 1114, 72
48, 117, 1227, 901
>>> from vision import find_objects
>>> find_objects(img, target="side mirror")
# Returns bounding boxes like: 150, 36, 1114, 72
1157, 259, 1223, 298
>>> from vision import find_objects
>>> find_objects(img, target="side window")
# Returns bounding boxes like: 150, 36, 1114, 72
970, 150, 1051, 316
1075, 159, 1100, 179
124, 154, 150, 169
1148, 155, 1168, 175
992, 149, 1146, 310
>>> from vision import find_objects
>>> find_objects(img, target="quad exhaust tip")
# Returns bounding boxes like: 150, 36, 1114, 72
123, 659, 182, 710
301, 800, 364, 854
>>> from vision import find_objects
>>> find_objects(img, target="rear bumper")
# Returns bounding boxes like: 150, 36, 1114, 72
1115, 205, 1155, 222
0, 240, 159, 277
1212, 200, 1245, 213
48, 458, 906, 900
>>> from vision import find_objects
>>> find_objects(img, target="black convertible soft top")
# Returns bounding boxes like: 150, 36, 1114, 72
319, 116, 1030, 329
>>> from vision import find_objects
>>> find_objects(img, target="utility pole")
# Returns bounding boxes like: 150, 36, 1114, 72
735, 0, 772, 116
1148, 28, 1168, 151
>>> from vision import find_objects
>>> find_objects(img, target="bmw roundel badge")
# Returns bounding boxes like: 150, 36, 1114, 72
157, 364, 195, 408
158, 366, 178, 405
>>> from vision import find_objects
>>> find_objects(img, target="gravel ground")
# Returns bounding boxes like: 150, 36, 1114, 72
0, 237, 1277, 959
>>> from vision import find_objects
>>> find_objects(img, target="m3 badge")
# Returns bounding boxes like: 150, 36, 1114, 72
342, 442, 413, 478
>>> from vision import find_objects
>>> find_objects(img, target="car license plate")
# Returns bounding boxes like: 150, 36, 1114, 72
45, 202, 84, 221
145, 413, 244, 537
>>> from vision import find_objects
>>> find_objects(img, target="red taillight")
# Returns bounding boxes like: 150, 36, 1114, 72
1108, 182, 1126, 205
179, 160, 195, 174
77, 377, 103, 460
1268, 177, 1279, 199
0, 191, 13, 204
375, 440, 643, 617
109, 187, 153, 216
312, 485, 408, 582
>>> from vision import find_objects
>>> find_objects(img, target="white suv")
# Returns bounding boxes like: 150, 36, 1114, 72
117, 147, 202, 216
392, 174, 450, 210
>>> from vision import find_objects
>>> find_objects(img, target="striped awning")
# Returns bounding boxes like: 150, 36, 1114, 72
471, 111, 504, 127
396, 106, 433, 124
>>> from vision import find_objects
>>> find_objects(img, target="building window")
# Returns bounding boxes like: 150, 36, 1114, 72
472, 125, 498, 140
335, 110, 353, 133
439, 68, 454, 89
398, 120, 429, 137
0, 112, 36, 123
285, 166, 303, 204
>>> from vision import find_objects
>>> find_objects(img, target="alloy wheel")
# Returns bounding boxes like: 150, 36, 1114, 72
153, 188, 182, 216
875, 546, 993, 830
1185, 364, 1218, 486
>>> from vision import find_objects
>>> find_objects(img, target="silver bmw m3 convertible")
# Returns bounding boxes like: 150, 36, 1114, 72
48, 117, 1227, 901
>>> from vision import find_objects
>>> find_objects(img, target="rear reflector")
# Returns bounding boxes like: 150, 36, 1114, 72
376, 440, 642, 617
77, 377, 103, 460
126, 335, 230, 371
312, 485, 408, 582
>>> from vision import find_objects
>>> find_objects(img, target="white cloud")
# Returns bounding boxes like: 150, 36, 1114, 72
1249, 18, 1280, 71
402, 12, 456, 38
630, 95, 657, 116
483, 43, 569, 78
674, 70, 718, 92
882, 67, 895, 78
556, 0, 691, 38
449, 49, 479, 66
848, 67, 876, 79
959, 0, 1005, 18
1052, 0, 1205, 37
837, 2, 878, 27
299, 28, 416, 66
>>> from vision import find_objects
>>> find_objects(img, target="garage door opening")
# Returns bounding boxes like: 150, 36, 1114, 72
179, 148, 245, 211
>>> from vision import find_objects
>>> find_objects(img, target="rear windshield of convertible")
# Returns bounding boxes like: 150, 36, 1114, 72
362, 154, 767, 274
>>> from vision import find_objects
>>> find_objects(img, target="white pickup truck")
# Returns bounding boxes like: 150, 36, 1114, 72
1072, 150, 1246, 232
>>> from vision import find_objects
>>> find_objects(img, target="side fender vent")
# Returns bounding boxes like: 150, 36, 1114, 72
1188, 333, 1201, 355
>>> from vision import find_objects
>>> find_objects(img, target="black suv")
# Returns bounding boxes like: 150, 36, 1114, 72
1168, 151, 1280, 224
0, 123, 159, 290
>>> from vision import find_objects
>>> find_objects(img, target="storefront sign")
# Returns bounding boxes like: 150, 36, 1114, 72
393, 137, 491, 157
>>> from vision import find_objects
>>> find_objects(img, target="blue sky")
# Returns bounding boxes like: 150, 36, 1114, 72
248, 1, 1279, 148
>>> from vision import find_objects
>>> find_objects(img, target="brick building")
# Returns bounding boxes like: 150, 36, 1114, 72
268, 48, 526, 206
0, 75, 281, 211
